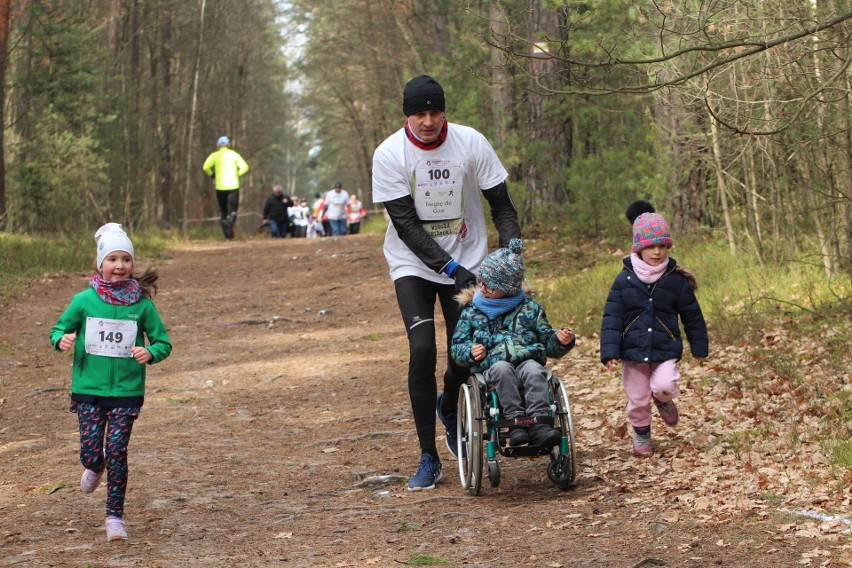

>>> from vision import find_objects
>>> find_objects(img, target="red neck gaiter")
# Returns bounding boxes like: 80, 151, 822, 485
404, 118, 448, 150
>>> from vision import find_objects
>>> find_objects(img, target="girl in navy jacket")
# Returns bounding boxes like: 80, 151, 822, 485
600, 212, 708, 455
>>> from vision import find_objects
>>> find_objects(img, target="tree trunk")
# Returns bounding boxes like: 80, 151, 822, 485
126, 0, 141, 228
524, 1, 571, 221
805, 0, 838, 277
489, 4, 513, 148
842, 57, 852, 278
0, 0, 10, 229
744, 143, 763, 260
182, 0, 206, 234
709, 113, 736, 253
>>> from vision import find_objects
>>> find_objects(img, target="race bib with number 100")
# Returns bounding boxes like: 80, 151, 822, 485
413, 159, 464, 237
84, 317, 138, 358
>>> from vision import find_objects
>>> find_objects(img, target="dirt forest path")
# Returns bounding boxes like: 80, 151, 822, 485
0, 234, 845, 567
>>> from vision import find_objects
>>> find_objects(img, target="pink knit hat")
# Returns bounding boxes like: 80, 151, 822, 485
632, 212, 672, 252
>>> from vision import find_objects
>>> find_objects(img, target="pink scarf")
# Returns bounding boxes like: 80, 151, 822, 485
630, 252, 668, 284
90, 275, 142, 305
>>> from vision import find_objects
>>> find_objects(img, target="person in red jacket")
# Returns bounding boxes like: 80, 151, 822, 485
346, 193, 366, 234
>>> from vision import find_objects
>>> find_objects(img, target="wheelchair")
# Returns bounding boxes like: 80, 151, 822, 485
455, 368, 577, 496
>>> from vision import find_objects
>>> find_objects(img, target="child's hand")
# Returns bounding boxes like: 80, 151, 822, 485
58, 332, 76, 352
131, 346, 152, 364
556, 328, 574, 346
471, 344, 486, 362
604, 359, 620, 370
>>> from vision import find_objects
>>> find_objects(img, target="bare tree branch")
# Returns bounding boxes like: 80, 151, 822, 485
705, 47, 852, 136
488, 8, 852, 96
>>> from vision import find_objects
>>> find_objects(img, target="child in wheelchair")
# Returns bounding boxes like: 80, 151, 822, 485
450, 238, 575, 448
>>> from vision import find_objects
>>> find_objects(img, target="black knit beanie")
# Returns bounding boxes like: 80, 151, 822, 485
403, 75, 445, 116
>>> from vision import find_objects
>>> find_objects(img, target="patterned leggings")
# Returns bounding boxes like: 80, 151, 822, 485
75, 402, 138, 518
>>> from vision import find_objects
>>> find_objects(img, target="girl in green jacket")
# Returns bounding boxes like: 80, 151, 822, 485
50, 223, 172, 541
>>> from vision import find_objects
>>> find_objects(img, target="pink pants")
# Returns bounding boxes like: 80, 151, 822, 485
622, 359, 680, 428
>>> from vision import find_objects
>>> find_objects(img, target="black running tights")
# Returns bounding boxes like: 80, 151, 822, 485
393, 276, 468, 458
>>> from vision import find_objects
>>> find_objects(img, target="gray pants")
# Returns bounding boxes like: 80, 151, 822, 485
484, 360, 550, 420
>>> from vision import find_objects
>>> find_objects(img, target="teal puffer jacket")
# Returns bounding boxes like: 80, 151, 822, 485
451, 287, 574, 372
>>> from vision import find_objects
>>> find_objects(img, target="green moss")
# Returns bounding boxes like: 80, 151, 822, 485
406, 554, 445, 566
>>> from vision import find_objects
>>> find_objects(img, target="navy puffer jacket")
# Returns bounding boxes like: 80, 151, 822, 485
600, 256, 708, 364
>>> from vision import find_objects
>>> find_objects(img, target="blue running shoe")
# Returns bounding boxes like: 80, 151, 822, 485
407, 453, 443, 491
436, 392, 463, 458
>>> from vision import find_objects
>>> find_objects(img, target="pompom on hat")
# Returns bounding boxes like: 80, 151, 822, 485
95, 223, 134, 268
625, 200, 655, 224
403, 75, 445, 117
632, 212, 672, 253
477, 238, 526, 295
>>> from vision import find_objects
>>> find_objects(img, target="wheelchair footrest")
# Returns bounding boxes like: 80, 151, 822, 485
492, 415, 555, 429
501, 445, 555, 458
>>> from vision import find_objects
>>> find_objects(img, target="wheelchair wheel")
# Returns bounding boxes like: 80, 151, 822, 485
457, 379, 483, 496
487, 460, 501, 488
548, 376, 577, 489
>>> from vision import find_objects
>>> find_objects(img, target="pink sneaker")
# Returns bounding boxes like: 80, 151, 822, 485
632, 431, 653, 456
80, 468, 104, 493
654, 398, 679, 426
105, 516, 127, 541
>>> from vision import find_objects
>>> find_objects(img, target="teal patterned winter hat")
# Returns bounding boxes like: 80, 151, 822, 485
477, 238, 526, 295
632, 212, 672, 252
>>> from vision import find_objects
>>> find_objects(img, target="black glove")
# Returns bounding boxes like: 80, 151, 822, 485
452, 265, 477, 292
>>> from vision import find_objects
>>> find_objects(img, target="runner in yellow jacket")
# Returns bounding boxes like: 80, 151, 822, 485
203, 135, 250, 240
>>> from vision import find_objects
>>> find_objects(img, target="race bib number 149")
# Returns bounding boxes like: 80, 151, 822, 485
85, 317, 138, 358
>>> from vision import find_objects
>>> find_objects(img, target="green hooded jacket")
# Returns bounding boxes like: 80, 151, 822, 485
50, 287, 172, 398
